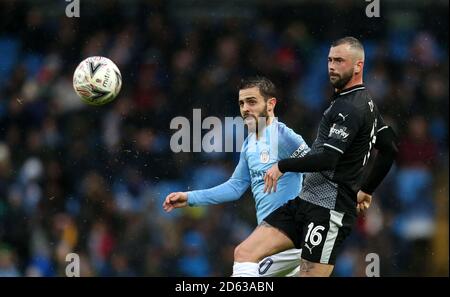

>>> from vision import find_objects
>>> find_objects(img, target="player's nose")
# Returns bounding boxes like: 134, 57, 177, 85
328, 62, 335, 71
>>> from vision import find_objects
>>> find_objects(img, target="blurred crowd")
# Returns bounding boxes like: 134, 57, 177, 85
0, 0, 448, 276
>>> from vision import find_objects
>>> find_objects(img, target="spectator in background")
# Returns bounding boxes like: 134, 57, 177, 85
394, 115, 437, 273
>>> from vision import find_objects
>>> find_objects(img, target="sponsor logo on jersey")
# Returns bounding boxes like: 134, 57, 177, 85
329, 123, 350, 141
249, 169, 266, 180
290, 143, 310, 158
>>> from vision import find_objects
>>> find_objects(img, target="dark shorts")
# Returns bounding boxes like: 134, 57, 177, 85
264, 197, 356, 265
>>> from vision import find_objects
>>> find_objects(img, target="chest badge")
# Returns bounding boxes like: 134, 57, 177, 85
260, 149, 270, 164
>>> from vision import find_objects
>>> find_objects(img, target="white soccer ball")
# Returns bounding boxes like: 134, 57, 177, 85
73, 56, 122, 106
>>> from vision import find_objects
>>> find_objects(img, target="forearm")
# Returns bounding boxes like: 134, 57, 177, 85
278, 149, 340, 173
360, 150, 396, 194
188, 179, 249, 206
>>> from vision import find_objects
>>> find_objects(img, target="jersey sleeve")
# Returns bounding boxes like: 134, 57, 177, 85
376, 111, 388, 134
187, 149, 251, 206
323, 101, 362, 154
279, 126, 310, 159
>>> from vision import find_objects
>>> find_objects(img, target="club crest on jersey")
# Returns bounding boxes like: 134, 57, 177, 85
260, 149, 270, 163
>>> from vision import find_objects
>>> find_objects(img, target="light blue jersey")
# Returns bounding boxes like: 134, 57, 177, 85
188, 120, 309, 224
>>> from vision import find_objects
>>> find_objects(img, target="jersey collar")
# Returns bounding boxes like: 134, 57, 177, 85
332, 84, 365, 98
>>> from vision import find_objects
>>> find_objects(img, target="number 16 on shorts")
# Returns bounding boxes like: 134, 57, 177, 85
303, 223, 325, 255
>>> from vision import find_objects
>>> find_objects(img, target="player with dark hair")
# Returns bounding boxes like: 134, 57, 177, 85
232, 37, 398, 277
163, 76, 310, 276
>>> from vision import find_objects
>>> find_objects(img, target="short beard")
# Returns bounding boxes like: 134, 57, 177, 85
258, 108, 269, 122
330, 69, 353, 91
244, 104, 269, 132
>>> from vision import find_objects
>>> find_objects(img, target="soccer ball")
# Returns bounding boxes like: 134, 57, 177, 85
73, 56, 122, 106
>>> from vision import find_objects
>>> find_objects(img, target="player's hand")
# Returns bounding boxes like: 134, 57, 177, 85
356, 190, 372, 215
162, 192, 188, 212
264, 163, 283, 194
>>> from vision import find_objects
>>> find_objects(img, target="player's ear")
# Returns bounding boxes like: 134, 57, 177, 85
267, 97, 276, 112
354, 60, 364, 74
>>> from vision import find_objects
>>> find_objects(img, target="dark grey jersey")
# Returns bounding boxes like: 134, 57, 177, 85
300, 84, 387, 215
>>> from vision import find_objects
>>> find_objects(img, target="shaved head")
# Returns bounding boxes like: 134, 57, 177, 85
331, 36, 365, 62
